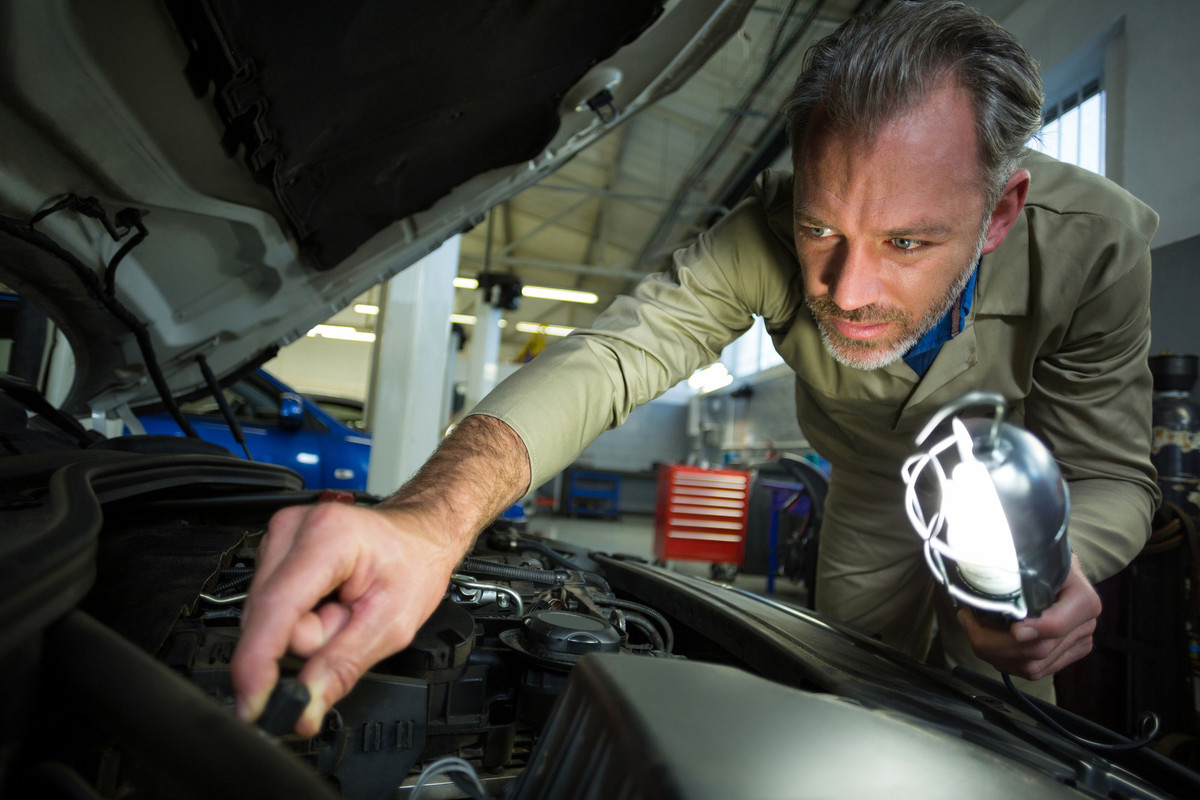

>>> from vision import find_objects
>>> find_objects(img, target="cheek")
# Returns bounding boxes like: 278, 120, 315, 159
794, 244, 825, 295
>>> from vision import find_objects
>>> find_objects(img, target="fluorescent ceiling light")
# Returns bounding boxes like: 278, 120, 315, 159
515, 322, 574, 337
454, 276, 597, 304
450, 314, 507, 328
353, 303, 379, 315
307, 324, 376, 343
520, 286, 598, 304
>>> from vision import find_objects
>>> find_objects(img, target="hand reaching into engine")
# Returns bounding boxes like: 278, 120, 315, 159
956, 553, 1101, 682
230, 415, 531, 736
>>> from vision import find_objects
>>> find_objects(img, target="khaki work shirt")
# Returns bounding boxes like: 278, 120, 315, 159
473, 151, 1159, 664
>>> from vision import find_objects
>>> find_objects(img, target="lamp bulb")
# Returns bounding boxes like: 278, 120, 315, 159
942, 421, 1021, 596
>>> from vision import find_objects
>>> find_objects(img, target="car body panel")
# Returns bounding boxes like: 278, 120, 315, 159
1, 455, 1194, 798
0, 0, 756, 416
137, 369, 371, 489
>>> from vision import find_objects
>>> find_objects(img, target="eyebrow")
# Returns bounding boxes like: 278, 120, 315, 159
794, 202, 955, 240
882, 221, 955, 240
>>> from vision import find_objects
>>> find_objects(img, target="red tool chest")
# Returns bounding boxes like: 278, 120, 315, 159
653, 464, 751, 565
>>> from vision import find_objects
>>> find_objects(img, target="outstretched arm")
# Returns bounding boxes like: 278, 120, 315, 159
231, 413, 530, 736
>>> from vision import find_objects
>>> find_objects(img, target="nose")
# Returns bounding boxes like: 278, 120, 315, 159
825, 241, 882, 311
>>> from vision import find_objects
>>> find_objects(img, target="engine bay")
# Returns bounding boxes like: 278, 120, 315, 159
173, 523, 681, 798
4, 449, 1198, 800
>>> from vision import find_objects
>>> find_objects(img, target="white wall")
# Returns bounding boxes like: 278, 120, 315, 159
980, 0, 1200, 248
266, 335, 373, 399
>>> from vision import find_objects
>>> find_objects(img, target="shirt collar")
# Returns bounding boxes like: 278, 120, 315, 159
902, 263, 978, 377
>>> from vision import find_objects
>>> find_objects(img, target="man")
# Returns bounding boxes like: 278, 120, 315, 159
233, 1, 1159, 736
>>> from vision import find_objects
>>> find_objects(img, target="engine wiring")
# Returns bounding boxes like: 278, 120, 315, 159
408, 756, 487, 800
1, 197, 200, 438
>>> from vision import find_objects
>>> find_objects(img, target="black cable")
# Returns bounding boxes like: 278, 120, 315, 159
0, 373, 97, 448
197, 354, 253, 460
459, 557, 612, 595
0, 208, 200, 439
1001, 672, 1160, 753
509, 538, 615, 593
619, 611, 665, 652
30, 196, 118, 236
103, 208, 148, 296
513, 537, 582, 570
460, 557, 565, 585
592, 596, 674, 654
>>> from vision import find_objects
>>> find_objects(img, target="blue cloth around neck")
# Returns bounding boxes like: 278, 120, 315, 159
902, 264, 978, 378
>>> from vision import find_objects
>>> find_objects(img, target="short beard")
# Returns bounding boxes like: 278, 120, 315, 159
807, 220, 989, 371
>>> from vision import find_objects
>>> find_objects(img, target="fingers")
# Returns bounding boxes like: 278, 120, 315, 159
956, 554, 1102, 681
289, 602, 353, 659
1017, 555, 1101, 641
959, 606, 1094, 680
232, 505, 359, 723
292, 589, 433, 736
293, 608, 389, 736
241, 505, 309, 631
232, 502, 458, 735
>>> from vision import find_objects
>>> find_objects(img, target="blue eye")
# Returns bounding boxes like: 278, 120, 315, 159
892, 238, 921, 250
806, 226, 833, 238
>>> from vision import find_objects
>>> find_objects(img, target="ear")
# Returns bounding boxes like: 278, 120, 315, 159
981, 168, 1030, 255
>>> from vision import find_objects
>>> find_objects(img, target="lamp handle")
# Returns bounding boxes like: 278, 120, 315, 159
914, 390, 1006, 446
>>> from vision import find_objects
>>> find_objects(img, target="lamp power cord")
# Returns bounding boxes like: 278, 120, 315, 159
1001, 672, 1160, 753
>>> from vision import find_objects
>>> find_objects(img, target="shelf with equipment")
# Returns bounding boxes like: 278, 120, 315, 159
563, 469, 622, 518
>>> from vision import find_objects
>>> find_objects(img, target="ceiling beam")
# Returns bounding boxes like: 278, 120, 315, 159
531, 182, 728, 213
499, 195, 595, 257
632, 0, 829, 275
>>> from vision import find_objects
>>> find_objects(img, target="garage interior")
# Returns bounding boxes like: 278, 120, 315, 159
3, 0, 1200, 794
246, 0, 1200, 759
256, 0, 1199, 741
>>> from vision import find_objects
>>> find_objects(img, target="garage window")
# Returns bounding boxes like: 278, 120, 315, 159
722, 316, 784, 380
1027, 17, 1126, 179
1030, 78, 1106, 176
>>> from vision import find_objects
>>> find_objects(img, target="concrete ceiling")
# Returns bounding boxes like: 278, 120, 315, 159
328, 0, 1030, 355
452, 0, 877, 350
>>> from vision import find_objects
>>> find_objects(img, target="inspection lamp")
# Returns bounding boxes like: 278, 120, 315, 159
901, 392, 1072, 620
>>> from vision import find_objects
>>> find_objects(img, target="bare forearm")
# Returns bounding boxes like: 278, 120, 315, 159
376, 414, 531, 554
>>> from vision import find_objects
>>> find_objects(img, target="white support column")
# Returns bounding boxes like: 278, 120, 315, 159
366, 236, 460, 496
464, 294, 503, 413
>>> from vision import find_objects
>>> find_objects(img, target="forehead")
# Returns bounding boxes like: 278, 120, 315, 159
791, 83, 987, 228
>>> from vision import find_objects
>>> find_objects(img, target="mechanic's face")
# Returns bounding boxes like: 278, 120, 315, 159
793, 82, 1001, 370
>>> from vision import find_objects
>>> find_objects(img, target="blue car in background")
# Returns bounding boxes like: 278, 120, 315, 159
137, 369, 371, 491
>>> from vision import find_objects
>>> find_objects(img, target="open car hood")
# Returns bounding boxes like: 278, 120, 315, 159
0, 0, 753, 415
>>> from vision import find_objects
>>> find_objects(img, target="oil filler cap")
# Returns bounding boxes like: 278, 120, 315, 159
500, 609, 621, 666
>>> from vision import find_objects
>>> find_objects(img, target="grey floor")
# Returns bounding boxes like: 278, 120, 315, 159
526, 511, 810, 608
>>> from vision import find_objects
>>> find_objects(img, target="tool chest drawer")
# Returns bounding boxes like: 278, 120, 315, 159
653, 465, 750, 564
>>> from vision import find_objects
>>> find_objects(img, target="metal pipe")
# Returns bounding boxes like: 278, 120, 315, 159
450, 575, 524, 617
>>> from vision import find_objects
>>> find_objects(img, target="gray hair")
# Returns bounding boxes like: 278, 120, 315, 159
783, 0, 1043, 207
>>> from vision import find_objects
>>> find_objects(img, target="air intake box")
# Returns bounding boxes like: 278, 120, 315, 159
507, 653, 1081, 799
